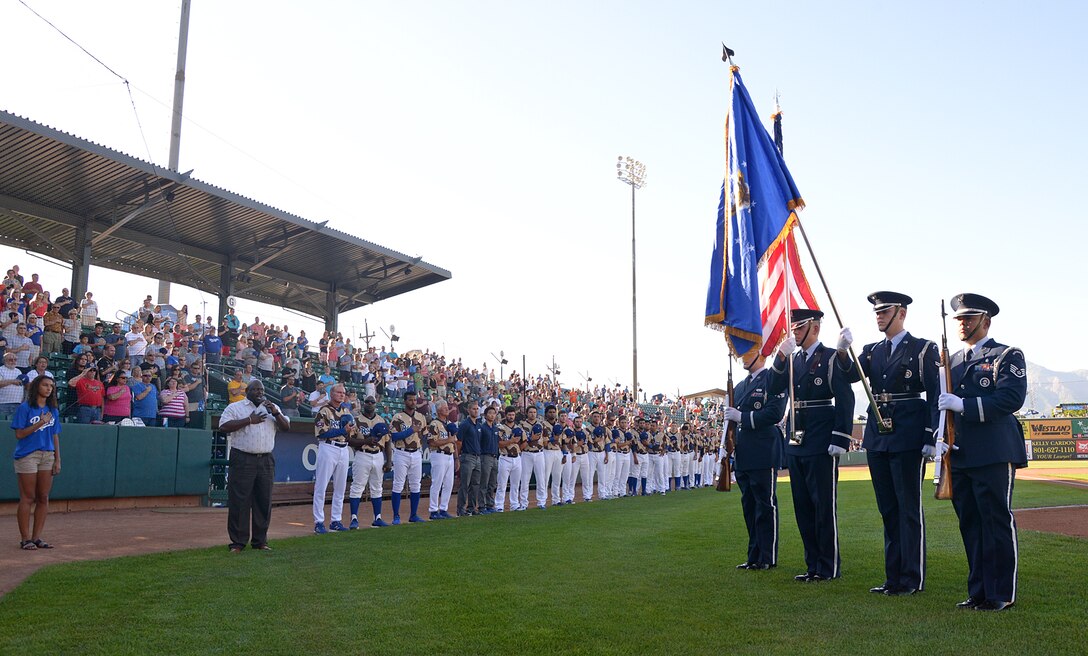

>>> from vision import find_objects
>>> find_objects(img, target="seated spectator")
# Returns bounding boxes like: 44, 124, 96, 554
24, 356, 53, 386
70, 365, 104, 423
42, 303, 63, 355
131, 370, 159, 426
159, 377, 189, 428
280, 374, 301, 418
80, 291, 98, 328
227, 368, 246, 404
62, 308, 80, 354
0, 353, 25, 415
202, 327, 223, 365
102, 371, 132, 423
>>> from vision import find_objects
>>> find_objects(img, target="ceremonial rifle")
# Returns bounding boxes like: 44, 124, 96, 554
935, 301, 956, 500
717, 360, 735, 492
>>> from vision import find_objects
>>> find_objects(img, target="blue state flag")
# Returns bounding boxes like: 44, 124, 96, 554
705, 67, 804, 357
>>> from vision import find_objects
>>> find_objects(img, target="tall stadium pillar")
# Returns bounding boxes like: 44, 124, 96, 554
71, 220, 93, 301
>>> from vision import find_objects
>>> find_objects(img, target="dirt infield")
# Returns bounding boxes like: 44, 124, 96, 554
1014, 505, 1088, 538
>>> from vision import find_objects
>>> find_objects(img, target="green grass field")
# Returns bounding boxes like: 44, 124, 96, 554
1, 478, 1086, 656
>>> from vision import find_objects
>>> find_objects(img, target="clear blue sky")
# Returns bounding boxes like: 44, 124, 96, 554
2, 0, 1085, 397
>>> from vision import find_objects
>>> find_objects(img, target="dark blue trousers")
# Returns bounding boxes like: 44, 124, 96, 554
736, 467, 779, 566
951, 462, 1019, 604
787, 453, 840, 579
867, 450, 926, 591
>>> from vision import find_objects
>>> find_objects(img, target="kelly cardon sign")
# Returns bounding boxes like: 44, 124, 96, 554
1021, 418, 1088, 460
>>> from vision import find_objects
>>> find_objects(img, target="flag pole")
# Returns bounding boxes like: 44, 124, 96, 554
791, 218, 886, 431
772, 91, 799, 445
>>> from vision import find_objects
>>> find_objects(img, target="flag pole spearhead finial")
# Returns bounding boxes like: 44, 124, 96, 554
722, 43, 735, 64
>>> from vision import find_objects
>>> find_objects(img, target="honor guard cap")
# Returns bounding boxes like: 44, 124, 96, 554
951, 293, 1000, 318
789, 308, 824, 328
867, 291, 912, 312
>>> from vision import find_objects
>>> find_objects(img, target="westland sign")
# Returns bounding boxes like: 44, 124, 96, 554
1021, 418, 1088, 460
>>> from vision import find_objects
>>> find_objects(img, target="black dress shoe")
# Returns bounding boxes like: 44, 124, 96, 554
806, 574, 829, 583
794, 573, 813, 582
748, 563, 771, 570
955, 597, 984, 609
869, 584, 892, 594
975, 600, 1014, 612
883, 587, 916, 596
736, 562, 751, 570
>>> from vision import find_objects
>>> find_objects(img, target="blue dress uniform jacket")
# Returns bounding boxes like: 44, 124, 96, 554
768, 343, 855, 454
948, 338, 1027, 607
732, 369, 787, 472
768, 342, 854, 580
732, 367, 787, 568
847, 333, 940, 452
844, 333, 940, 593
949, 340, 1028, 469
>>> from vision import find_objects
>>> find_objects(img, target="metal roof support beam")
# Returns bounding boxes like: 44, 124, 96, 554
71, 220, 93, 301
91, 197, 159, 246
325, 282, 338, 334
10, 216, 74, 262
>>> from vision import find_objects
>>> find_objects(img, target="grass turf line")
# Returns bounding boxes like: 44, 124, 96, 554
0, 480, 1086, 655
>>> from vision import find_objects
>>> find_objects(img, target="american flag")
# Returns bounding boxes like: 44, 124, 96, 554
758, 229, 819, 357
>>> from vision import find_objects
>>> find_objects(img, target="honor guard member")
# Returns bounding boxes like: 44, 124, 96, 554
541, 405, 564, 507
586, 411, 610, 500
312, 384, 356, 533
519, 407, 548, 510
496, 406, 523, 512
426, 402, 458, 519
347, 396, 391, 528
769, 308, 855, 582
726, 349, 788, 570
390, 391, 428, 524
937, 293, 1027, 612
840, 291, 940, 596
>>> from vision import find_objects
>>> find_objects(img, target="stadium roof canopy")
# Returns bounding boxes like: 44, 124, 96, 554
0, 110, 451, 329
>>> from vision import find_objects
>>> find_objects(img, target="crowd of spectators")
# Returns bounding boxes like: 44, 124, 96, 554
0, 263, 714, 434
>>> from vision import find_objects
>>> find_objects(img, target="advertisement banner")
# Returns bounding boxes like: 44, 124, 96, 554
1022, 419, 1085, 460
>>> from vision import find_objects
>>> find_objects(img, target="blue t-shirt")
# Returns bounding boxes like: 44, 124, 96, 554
131, 381, 159, 419
202, 335, 223, 355
11, 402, 60, 460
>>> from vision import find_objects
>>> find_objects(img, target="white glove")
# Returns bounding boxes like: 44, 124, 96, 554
828, 444, 847, 457
837, 327, 852, 351
777, 336, 797, 359
938, 393, 964, 414
724, 407, 742, 423
921, 444, 936, 458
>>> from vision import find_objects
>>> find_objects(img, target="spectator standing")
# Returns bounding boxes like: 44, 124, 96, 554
70, 366, 104, 423
42, 304, 63, 355
255, 346, 275, 379
103, 323, 126, 362
227, 369, 247, 404
9, 324, 34, 369
218, 380, 288, 552
308, 380, 330, 413
176, 305, 188, 331
131, 370, 159, 426
182, 361, 208, 430
202, 327, 223, 366
126, 321, 148, 361
24, 316, 43, 363
11, 375, 61, 551
62, 309, 80, 354
159, 378, 189, 428
184, 342, 202, 368
299, 360, 316, 393
79, 292, 98, 328
24, 356, 53, 386
54, 288, 76, 318
0, 353, 25, 415
279, 375, 301, 418
102, 371, 133, 423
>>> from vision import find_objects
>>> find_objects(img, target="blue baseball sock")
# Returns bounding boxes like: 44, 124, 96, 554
641, 478, 647, 495
350, 497, 361, 517
410, 492, 421, 517
391, 492, 402, 519
370, 497, 382, 519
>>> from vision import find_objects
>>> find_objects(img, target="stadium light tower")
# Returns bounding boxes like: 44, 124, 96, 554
616, 155, 647, 401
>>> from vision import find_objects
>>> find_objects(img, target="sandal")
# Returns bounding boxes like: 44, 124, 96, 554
20, 540, 37, 550
32, 539, 53, 549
